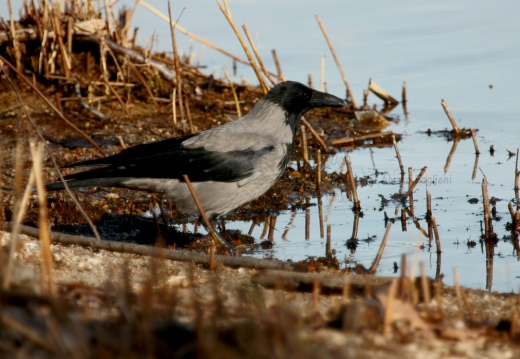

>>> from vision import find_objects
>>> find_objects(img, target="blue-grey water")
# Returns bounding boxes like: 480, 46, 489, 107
3, 1, 520, 292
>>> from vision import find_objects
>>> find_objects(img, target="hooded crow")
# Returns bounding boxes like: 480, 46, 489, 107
46, 81, 346, 248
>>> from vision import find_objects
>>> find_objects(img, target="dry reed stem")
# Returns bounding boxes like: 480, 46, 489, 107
369, 80, 399, 105
224, 69, 242, 118
408, 167, 414, 215
399, 253, 408, 299
383, 279, 398, 337
260, 217, 269, 239
182, 174, 219, 255
470, 128, 480, 154
51, 8, 71, 78
30, 142, 56, 296
172, 87, 177, 126
344, 156, 361, 211
271, 49, 284, 81
281, 210, 297, 240
168, 1, 186, 123
431, 216, 441, 253
369, 221, 393, 274
482, 177, 493, 239
515, 149, 519, 201
402, 166, 427, 200
402, 81, 407, 104
305, 198, 311, 240
301, 117, 329, 153
318, 196, 324, 238
392, 135, 405, 176
453, 267, 464, 319
0, 57, 107, 155
326, 224, 332, 257
315, 14, 356, 108
441, 97, 460, 134
317, 149, 322, 184
300, 125, 309, 163
216, 0, 269, 93
242, 24, 277, 86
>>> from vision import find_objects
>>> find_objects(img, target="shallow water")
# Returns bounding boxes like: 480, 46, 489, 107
5, 1, 520, 292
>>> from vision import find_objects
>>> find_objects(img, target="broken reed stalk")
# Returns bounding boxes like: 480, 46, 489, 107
314, 14, 356, 108
515, 149, 520, 201
344, 156, 361, 211
369, 80, 399, 105
317, 149, 322, 184
305, 198, 311, 240
223, 69, 242, 118
300, 125, 309, 163
441, 98, 460, 134
482, 177, 493, 239
30, 142, 56, 296
242, 24, 277, 86
182, 174, 218, 261
268, 216, 277, 242
402, 81, 407, 104
318, 196, 324, 238
392, 135, 405, 176
470, 128, 480, 154
368, 221, 393, 274
431, 216, 441, 254
402, 166, 427, 200
172, 87, 177, 126
216, 0, 269, 93
408, 167, 414, 216
271, 49, 283, 81
326, 224, 332, 257
0, 56, 106, 156
168, 1, 186, 124
301, 117, 329, 153
383, 279, 398, 337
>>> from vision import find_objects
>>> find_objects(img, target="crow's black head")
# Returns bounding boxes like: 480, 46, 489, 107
265, 81, 346, 116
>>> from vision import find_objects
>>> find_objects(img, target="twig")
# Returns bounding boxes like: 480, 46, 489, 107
470, 128, 480, 154
315, 14, 356, 108
74, 82, 108, 120
369, 221, 393, 274
441, 97, 460, 134
1, 222, 295, 271
482, 177, 494, 239
431, 216, 441, 253
326, 224, 331, 257
102, 76, 132, 119
0, 56, 107, 156
392, 135, 405, 176
127, 61, 160, 111
317, 149, 322, 184
369, 80, 399, 105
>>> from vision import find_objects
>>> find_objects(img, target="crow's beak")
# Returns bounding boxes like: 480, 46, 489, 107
310, 90, 347, 108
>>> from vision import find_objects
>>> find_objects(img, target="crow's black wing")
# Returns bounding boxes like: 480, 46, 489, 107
58, 135, 274, 184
